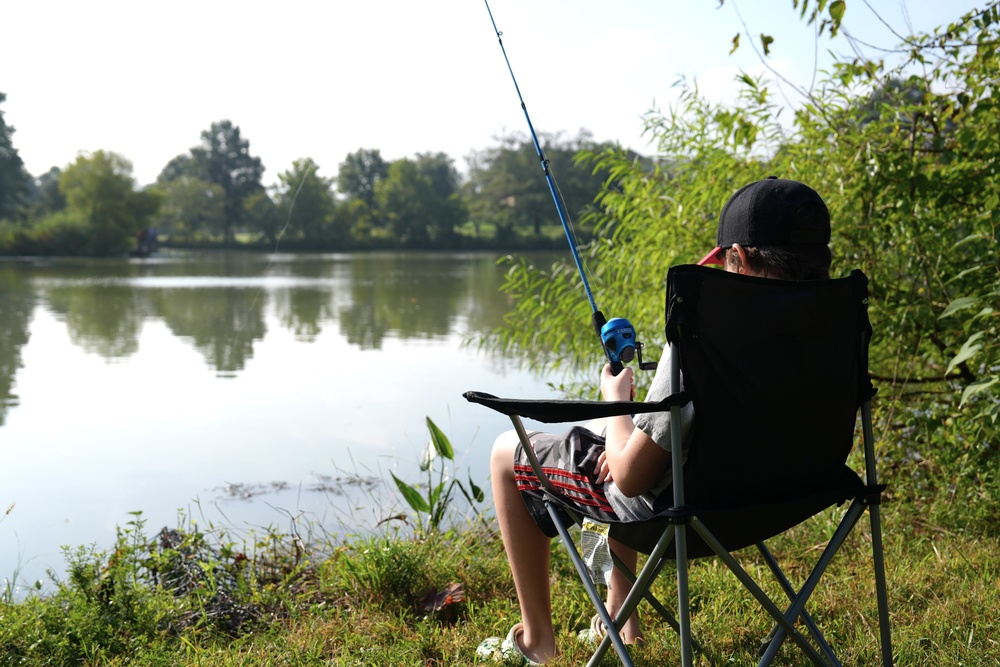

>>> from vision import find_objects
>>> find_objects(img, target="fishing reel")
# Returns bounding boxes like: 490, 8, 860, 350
597, 316, 658, 375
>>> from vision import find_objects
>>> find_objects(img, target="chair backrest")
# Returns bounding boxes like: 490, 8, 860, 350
662, 265, 874, 512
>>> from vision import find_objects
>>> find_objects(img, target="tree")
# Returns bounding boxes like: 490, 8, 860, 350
375, 159, 434, 246
337, 148, 388, 208
375, 158, 467, 248
466, 133, 546, 238
159, 120, 264, 242
59, 150, 161, 255
150, 175, 225, 242
243, 190, 281, 246
31, 167, 66, 217
466, 130, 613, 238
414, 152, 466, 245
0, 91, 28, 220
157, 153, 197, 184
276, 158, 339, 246
415, 151, 461, 201
339, 197, 378, 248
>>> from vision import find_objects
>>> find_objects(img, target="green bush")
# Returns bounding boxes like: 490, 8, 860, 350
0, 211, 93, 256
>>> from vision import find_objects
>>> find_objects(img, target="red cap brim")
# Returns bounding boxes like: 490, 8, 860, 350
697, 247, 724, 266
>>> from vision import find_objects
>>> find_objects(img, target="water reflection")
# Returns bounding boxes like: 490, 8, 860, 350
0, 265, 34, 426
47, 283, 147, 359
152, 287, 267, 375
340, 254, 463, 347
0, 252, 525, 425
1, 252, 519, 378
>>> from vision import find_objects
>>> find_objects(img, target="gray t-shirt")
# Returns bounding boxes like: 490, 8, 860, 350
604, 348, 694, 521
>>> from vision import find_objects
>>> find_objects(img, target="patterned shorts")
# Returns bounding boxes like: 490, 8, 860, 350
515, 426, 622, 537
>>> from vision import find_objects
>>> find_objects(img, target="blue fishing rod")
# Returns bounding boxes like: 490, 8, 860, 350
483, 0, 652, 376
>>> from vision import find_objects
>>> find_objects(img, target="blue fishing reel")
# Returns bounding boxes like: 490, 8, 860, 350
601, 317, 637, 366
597, 315, 657, 375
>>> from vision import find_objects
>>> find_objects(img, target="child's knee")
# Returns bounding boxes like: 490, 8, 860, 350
491, 430, 518, 473
493, 429, 520, 452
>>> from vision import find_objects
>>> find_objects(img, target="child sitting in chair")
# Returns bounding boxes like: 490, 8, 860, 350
478, 177, 833, 664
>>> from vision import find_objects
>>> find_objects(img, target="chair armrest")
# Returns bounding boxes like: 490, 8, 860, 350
463, 391, 689, 424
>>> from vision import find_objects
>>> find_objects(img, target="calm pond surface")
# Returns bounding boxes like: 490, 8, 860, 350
0, 251, 563, 595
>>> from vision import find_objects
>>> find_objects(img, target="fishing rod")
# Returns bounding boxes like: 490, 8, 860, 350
483, 0, 654, 376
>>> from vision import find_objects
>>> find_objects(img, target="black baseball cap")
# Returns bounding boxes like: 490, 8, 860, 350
697, 176, 831, 266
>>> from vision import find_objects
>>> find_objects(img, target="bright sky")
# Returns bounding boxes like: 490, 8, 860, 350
0, 0, 981, 187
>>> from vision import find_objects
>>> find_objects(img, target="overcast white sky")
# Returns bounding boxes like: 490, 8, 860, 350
0, 0, 982, 187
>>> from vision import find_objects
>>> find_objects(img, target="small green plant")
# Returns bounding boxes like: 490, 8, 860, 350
335, 536, 432, 610
391, 416, 487, 532
1, 502, 19, 603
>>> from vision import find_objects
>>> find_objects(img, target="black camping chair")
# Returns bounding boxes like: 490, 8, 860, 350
465, 264, 892, 667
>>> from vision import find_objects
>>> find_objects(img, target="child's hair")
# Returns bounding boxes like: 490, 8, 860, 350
725, 199, 832, 280
736, 243, 832, 281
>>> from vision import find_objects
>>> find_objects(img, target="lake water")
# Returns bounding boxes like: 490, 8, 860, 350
0, 251, 563, 596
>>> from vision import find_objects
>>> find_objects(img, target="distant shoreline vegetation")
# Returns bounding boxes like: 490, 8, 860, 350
0, 225, 578, 258
0, 107, 622, 257
148, 224, 576, 255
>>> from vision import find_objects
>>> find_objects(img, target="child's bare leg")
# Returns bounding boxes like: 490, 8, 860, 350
491, 431, 558, 663
607, 538, 644, 644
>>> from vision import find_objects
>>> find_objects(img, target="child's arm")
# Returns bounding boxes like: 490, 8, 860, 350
598, 364, 671, 498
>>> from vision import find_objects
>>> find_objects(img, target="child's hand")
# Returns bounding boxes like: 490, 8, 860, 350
596, 450, 613, 483
600, 364, 635, 402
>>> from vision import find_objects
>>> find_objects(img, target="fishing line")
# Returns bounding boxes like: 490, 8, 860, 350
228, 163, 316, 345
482, 0, 599, 315
272, 162, 315, 252
482, 0, 647, 374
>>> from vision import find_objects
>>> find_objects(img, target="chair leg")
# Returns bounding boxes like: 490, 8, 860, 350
609, 550, 680, 634
688, 516, 829, 666
869, 501, 894, 665
545, 501, 635, 667
756, 501, 868, 667
860, 402, 893, 665
756, 542, 839, 665
674, 522, 696, 667
603, 537, 719, 665
589, 526, 680, 666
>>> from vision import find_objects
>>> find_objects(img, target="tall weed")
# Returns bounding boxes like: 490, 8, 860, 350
391, 416, 488, 533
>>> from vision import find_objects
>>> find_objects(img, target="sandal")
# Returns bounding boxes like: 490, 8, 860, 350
577, 614, 646, 647
577, 614, 606, 646
476, 623, 542, 665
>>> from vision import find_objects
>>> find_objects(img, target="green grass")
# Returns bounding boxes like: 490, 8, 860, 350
1, 495, 998, 666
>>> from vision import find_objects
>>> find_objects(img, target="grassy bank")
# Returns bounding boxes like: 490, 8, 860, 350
1, 497, 998, 666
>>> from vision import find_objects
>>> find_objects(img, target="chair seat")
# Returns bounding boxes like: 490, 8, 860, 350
609, 470, 870, 557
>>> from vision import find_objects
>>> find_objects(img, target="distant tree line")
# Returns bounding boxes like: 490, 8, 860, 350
0, 106, 624, 256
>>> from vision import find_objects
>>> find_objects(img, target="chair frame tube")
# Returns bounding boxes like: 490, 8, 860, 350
668, 342, 696, 667
756, 541, 840, 665
863, 400, 894, 666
